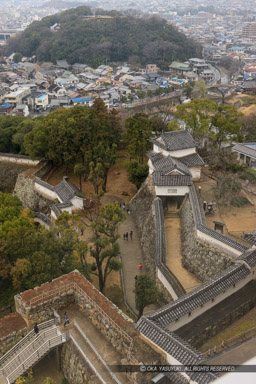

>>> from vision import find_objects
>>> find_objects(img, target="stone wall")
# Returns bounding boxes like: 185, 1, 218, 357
12, 160, 53, 212
129, 176, 157, 278
13, 172, 53, 212
188, 294, 256, 349
15, 272, 164, 367
15, 289, 76, 325
0, 327, 29, 357
61, 341, 94, 384
180, 195, 233, 281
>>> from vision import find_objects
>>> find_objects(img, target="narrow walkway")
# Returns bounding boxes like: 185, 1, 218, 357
59, 305, 130, 384
165, 217, 201, 292
118, 212, 143, 315
118, 210, 158, 316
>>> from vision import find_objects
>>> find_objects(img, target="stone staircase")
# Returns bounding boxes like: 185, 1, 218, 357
0, 319, 66, 384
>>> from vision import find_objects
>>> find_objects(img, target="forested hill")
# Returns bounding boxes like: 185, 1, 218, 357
3, 6, 202, 67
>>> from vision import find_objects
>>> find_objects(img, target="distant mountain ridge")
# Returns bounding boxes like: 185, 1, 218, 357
3, 6, 202, 68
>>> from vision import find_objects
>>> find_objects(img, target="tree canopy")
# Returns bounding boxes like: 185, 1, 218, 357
125, 114, 153, 163
3, 7, 202, 67
0, 193, 90, 306
134, 273, 160, 319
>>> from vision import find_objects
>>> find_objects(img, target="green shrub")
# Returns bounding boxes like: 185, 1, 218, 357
230, 196, 249, 207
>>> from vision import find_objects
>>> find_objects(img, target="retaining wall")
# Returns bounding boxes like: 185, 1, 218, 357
180, 194, 233, 281
129, 177, 157, 278
13, 161, 53, 212
61, 341, 94, 384
0, 153, 40, 166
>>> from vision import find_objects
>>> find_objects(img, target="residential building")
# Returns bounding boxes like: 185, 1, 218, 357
36, 94, 48, 110
4, 87, 30, 106
242, 22, 256, 40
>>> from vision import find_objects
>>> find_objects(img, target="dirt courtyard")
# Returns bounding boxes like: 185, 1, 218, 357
43, 153, 137, 300
195, 170, 256, 243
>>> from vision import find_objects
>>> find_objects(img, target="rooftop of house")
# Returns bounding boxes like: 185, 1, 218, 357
233, 142, 256, 158
152, 172, 193, 187
150, 130, 197, 152
147, 151, 191, 176
55, 179, 83, 202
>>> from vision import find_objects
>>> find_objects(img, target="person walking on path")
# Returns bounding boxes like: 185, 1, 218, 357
139, 263, 143, 273
123, 233, 126, 240
123, 202, 126, 211
126, 232, 129, 240
64, 312, 70, 327
130, 230, 133, 240
34, 323, 39, 336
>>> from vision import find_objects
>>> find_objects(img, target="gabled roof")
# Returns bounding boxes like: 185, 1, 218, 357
55, 179, 83, 203
152, 172, 192, 187
178, 153, 205, 167
145, 263, 250, 327
136, 317, 204, 365
147, 151, 191, 175
233, 142, 256, 159
151, 130, 197, 152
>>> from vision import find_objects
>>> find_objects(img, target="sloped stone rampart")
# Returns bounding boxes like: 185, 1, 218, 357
13, 172, 53, 212
180, 195, 233, 281
129, 177, 157, 278
61, 341, 93, 384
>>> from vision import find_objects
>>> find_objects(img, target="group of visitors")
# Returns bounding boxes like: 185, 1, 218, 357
123, 231, 133, 240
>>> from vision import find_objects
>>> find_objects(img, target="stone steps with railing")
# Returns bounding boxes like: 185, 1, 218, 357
0, 319, 66, 384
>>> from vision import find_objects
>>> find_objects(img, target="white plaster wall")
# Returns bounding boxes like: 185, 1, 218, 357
61, 206, 73, 214
189, 167, 201, 181
166, 269, 254, 332
148, 159, 154, 174
0, 155, 39, 165
196, 230, 242, 258
157, 268, 178, 300
155, 186, 189, 196
71, 196, 84, 208
153, 144, 195, 158
34, 183, 57, 200
51, 210, 57, 220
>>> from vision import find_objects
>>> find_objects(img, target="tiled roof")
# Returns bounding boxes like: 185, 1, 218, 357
34, 178, 55, 191
151, 130, 197, 151
232, 143, 256, 159
147, 151, 191, 175
145, 264, 250, 326
33, 211, 51, 224
198, 224, 248, 252
152, 172, 192, 187
178, 153, 205, 167
50, 204, 62, 217
243, 231, 256, 246
136, 317, 204, 365
237, 248, 256, 268
189, 184, 247, 253
54, 179, 83, 202
50, 201, 74, 217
